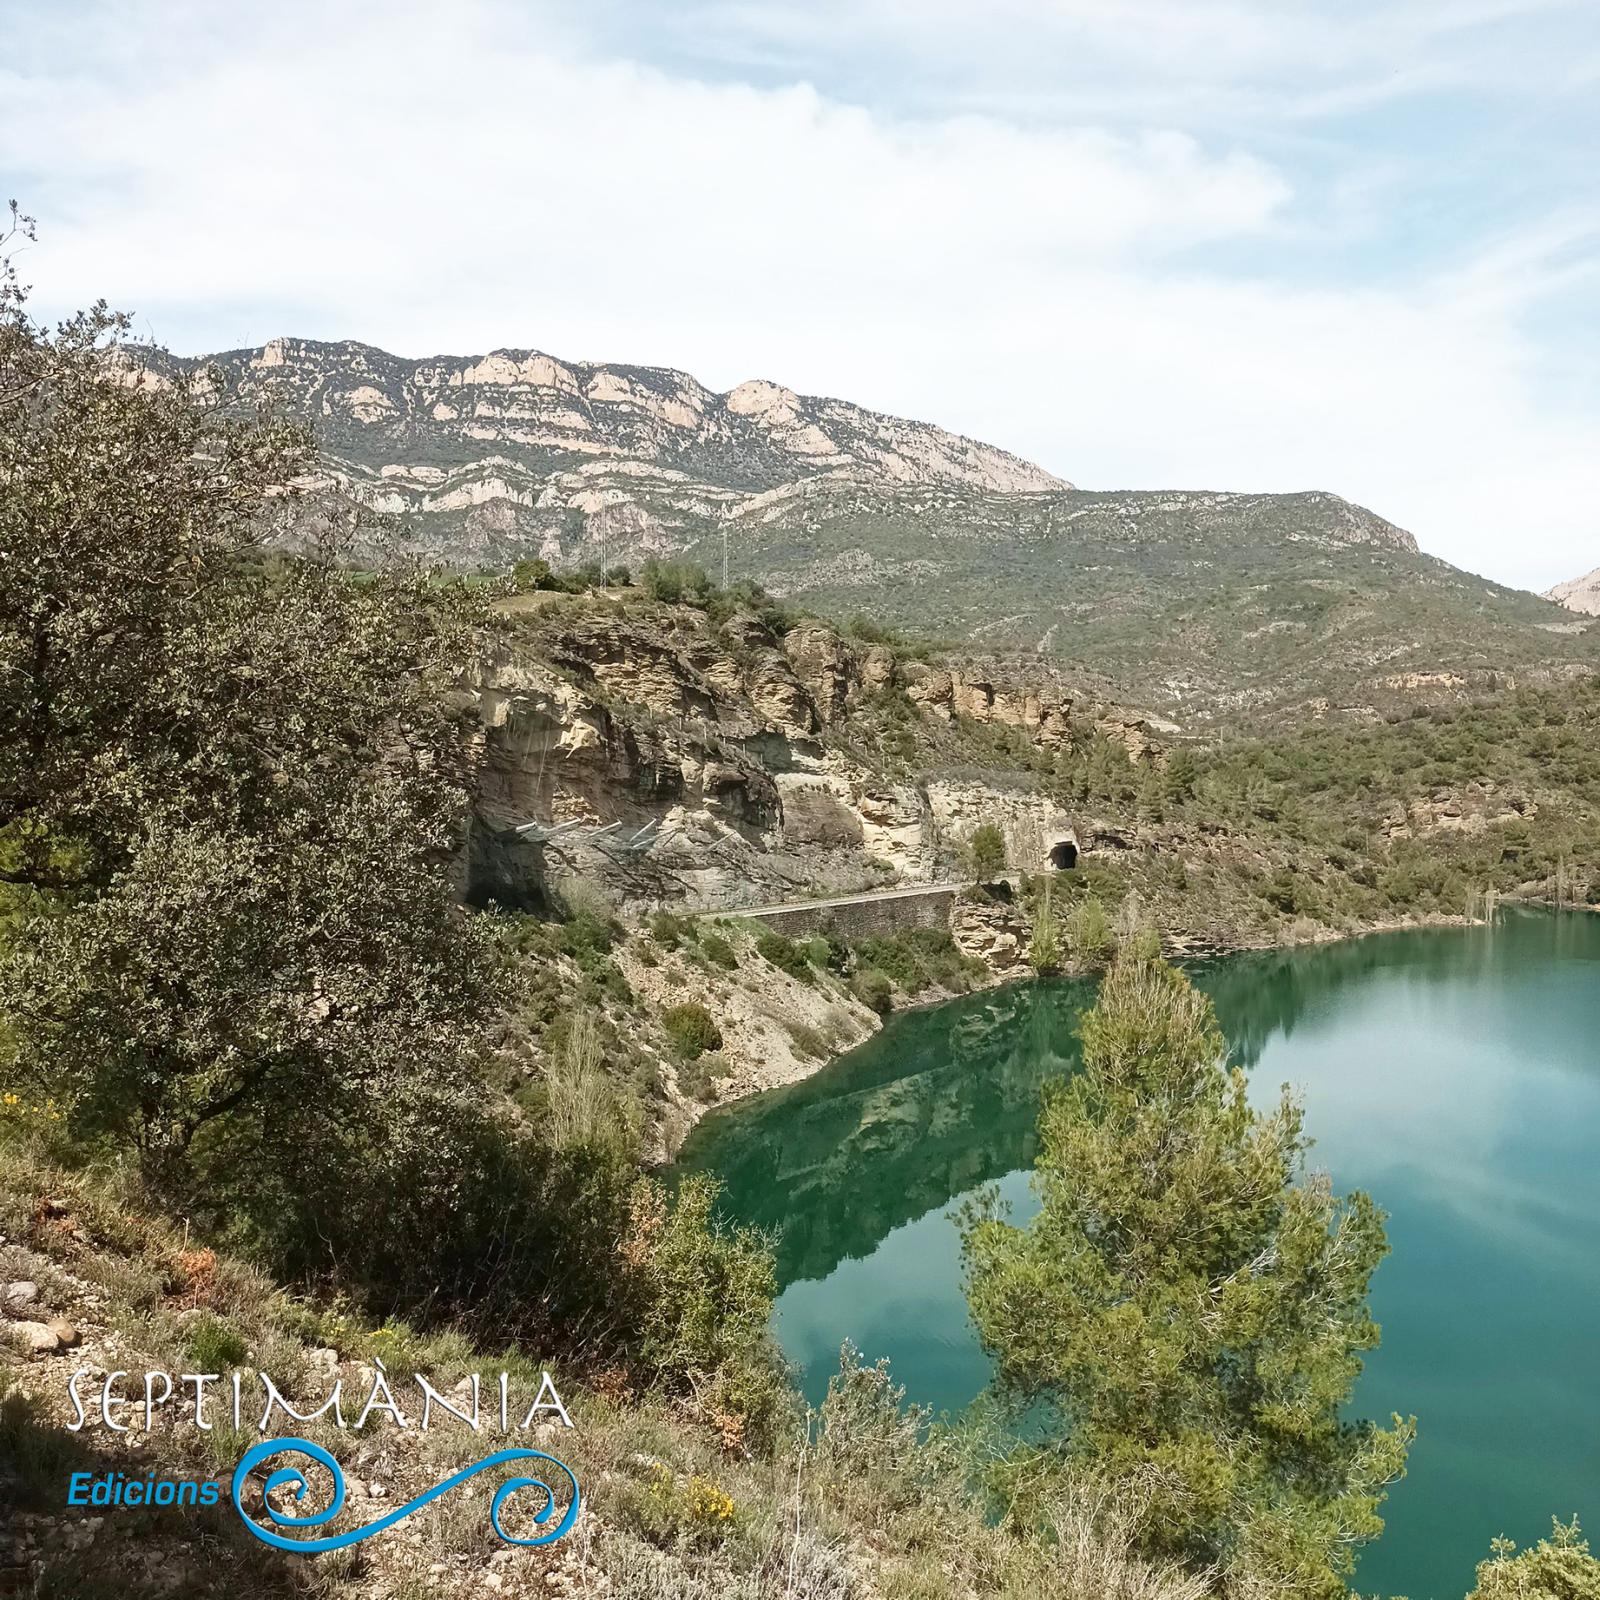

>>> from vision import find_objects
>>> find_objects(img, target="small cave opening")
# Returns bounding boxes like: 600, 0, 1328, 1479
1047, 838, 1080, 871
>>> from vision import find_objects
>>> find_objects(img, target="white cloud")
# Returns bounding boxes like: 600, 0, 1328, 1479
668, 0, 1598, 124
3, 0, 1598, 588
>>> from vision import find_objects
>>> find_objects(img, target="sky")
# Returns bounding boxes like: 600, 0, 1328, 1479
2, 0, 1597, 589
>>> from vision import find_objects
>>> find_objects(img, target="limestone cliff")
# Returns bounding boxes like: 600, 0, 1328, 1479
145, 337, 1066, 568
1547, 565, 1600, 616
465, 592, 1154, 915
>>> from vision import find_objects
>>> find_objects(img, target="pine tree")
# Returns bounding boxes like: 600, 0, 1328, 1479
962, 952, 1413, 1597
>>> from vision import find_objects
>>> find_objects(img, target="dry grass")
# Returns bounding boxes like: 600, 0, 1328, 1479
0, 1135, 1227, 1600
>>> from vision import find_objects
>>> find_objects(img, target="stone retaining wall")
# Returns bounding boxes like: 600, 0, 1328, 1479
735, 884, 964, 939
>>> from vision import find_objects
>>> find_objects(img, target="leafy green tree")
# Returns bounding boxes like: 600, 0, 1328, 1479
0, 219, 499, 1205
2, 811, 495, 1167
1164, 749, 1199, 804
641, 556, 714, 605
1064, 894, 1113, 961
0, 229, 831, 1430
0, 205, 308, 897
511, 555, 554, 590
962, 953, 1412, 1597
967, 821, 1008, 878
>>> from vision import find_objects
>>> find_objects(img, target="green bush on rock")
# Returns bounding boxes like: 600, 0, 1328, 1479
850, 967, 895, 1015
623, 1175, 788, 1450
663, 1002, 723, 1060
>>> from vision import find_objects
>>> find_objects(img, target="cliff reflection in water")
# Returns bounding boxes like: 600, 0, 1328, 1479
677, 908, 1585, 1294
676, 978, 1093, 1287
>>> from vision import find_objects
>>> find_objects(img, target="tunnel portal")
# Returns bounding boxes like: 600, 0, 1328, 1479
1047, 837, 1080, 871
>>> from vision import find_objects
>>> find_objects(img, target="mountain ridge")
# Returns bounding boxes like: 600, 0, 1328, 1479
149, 335, 1067, 567
151, 334, 1597, 718
679, 477, 1592, 719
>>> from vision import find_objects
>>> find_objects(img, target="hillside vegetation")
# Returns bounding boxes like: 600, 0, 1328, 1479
682, 483, 1599, 721
457, 563, 1600, 1161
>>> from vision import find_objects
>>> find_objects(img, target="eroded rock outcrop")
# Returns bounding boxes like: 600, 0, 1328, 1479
950, 893, 1029, 971
900, 662, 1075, 746
466, 599, 1157, 914
1546, 565, 1600, 617
1381, 783, 1537, 840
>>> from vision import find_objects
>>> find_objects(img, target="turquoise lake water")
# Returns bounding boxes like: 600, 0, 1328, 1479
678, 908, 1600, 1598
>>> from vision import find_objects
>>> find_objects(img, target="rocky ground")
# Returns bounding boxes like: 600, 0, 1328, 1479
0, 1153, 793, 1599
1, 1144, 1203, 1600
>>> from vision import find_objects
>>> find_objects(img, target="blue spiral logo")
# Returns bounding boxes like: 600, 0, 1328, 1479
231, 1437, 580, 1553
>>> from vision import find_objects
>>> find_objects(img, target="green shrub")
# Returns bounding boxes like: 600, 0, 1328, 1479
624, 1175, 788, 1449
649, 910, 690, 950
813, 931, 850, 972
634, 1463, 741, 1549
1065, 896, 1113, 961
560, 876, 617, 922
186, 1313, 249, 1371
1261, 870, 1304, 915
754, 930, 812, 982
788, 1023, 827, 1060
699, 932, 738, 970
511, 556, 555, 590
277, 1113, 643, 1356
967, 822, 1007, 878
676, 1050, 725, 1103
851, 968, 895, 1015
814, 1343, 944, 1509
560, 910, 618, 962
640, 557, 714, 606
663, 1002, 722, 1060
854, 928, 974, 995
1027, 876, 1062, 974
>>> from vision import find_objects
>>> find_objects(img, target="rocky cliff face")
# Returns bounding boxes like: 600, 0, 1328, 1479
1546, 566, 1600, 616
149, 338, 1066, 567
467, 595, 1149, 913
